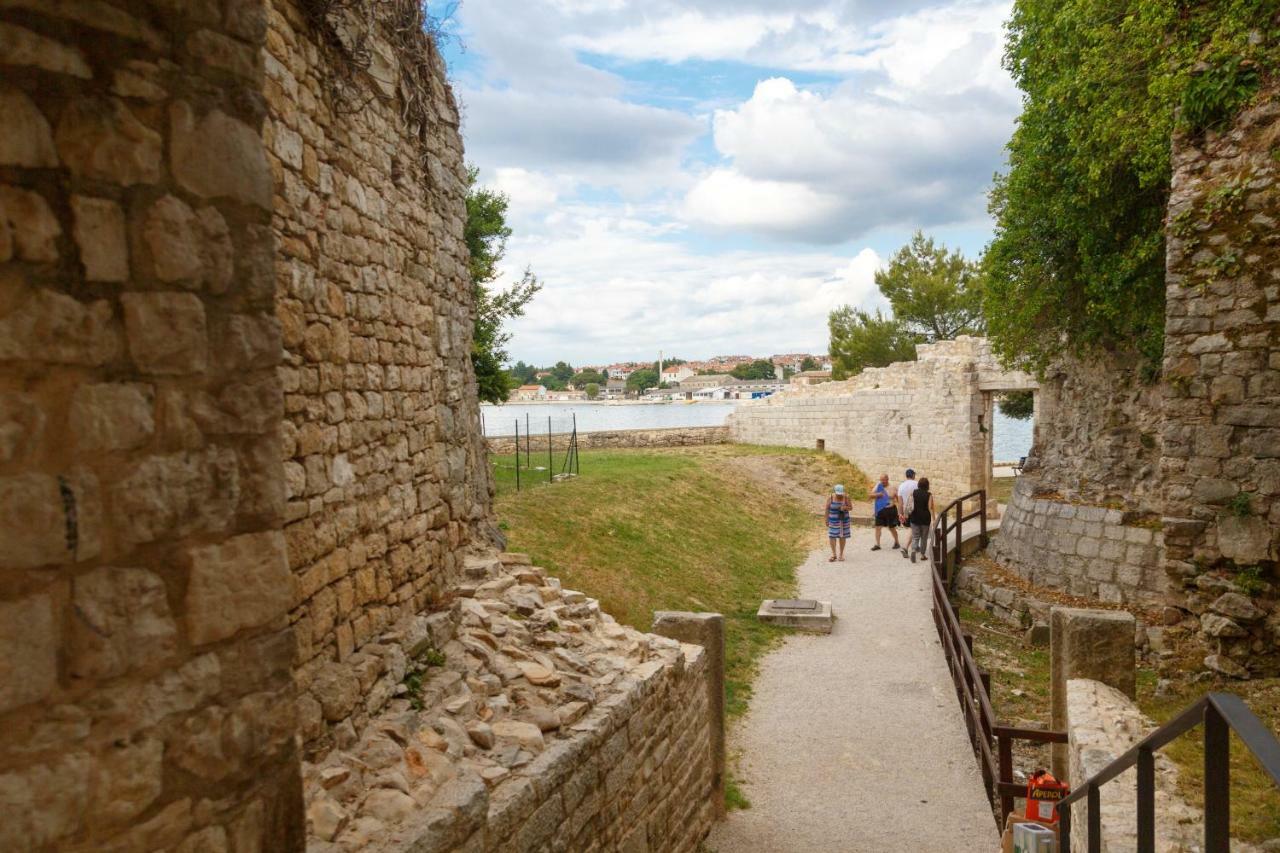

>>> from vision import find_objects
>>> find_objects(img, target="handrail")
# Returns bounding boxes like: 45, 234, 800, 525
1058, 692, 1280, 853
927, 487, 1067, 829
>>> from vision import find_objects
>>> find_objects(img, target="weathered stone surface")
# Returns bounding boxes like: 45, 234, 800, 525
0, 753, 91, 848
88, 738, 164, 826
0, 186, 61, 261
0, 286, 121, 366
111, 448, 238, 545
122, 292, 208, 374
0, 22, 92, 78
69, 382, 154, 451
311, 663, 360, 722
0, 593, 58, 713
0, 473, 70, 570
185, 530, 292, 644
0, 87, 56, 166
1051, 607, 1135, 778
1209, 591, 1265, 623
55, 96, 162, 185
70, 566, 177, 680
1204, 653, 1250, 679
1200, 612, 1247, 638
170, 101, 271, 209
71, 195, 129, 281
1217, 514, 1274, 563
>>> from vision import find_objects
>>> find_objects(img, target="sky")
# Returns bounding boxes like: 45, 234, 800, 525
437, 0, 1021, 366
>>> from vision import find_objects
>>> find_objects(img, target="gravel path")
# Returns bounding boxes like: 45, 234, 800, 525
708, 528, 999, 852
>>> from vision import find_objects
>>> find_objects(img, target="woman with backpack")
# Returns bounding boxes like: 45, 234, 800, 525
825, 484, 852, 562
905, 476, 936, 564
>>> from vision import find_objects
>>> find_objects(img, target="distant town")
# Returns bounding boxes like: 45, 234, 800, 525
501, 353, 835, 403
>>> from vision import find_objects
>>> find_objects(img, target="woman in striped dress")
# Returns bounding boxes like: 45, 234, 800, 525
826, 484, 852, 562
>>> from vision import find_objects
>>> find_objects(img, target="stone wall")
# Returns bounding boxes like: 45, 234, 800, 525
301, 553, 718, 852
1029, 354, 1163, 510
263, 1, 495, 747
1161, 86, 1280, 675
0, 2, 302, 850
728, 337, 1035, 502
988, 478, 1167, 606
485, 424, 729, 455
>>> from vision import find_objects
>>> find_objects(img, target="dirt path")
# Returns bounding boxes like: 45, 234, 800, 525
715, 453, 874, 523
707, 530, 998, 852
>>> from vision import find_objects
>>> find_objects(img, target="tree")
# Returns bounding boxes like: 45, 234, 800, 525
550, 361, 574, 383
730, 359, 776, 380
466, 167, 541, 403
585, 382, 600, 400
575, 368, 604, 387
799, 356, 820, 372
626, 369, 658, 394
828, 308, 919, 379
998, 390, 1035, 420
875, 231, 983, 341
509, 360, 537, 385
982, 0, 1275, 371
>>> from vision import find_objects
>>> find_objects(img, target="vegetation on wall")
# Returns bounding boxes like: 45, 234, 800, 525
829, 231, 981, 378
983, 0, 1278, 372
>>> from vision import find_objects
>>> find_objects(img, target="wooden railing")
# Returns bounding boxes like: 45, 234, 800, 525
1059, 692, 1280, 852
928, 489, 1068, 828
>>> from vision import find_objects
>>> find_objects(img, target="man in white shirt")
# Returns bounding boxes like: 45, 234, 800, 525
896, 468, 919, 558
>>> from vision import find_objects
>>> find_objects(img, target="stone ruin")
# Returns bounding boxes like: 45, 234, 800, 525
0, 2, 721, 850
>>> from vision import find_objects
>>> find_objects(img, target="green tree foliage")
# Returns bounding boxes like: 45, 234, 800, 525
730, 359, 777, 380
998, 390, 1035, 420
509, 361, 538, 384
828, 308, 919, 378
799, 356, 820, 372
466, 167, 541, 403
626, 369, 659, 393
983, 0, 1276, 371
875, 231, 983, 340
574, 368, 604, 387
585, 382, 600, 400
549, 361, 575, 383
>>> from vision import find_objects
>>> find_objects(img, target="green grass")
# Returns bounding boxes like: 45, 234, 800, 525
493, 445, 843, 721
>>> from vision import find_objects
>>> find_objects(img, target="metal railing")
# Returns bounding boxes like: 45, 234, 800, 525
1058, 692, 1280, 853
928, 489, 1068, 828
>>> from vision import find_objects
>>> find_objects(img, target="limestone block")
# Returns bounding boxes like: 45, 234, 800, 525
122, 292, 208, 374
0, 593, 58, 713
1209, 591, 1264, 623
1, 0, 165, 48
70, 195, 128, 281
70, 566, 177, 680
0, 752, 91, 848
185, 28, 258, 79
0, 473, 71, 570
1217, 514, 1274, 563
0, 87, 57, 166
1051, 607, 1136, 778
170, 101, 271, 209
0, 287, 121, 366
111, 448, 239, 546
112, 60, 167, 101
142, 196, 234, 292
185, 530, 292, 645
70, 382, 154, 451
55, 97, 162, 185
0, 23, 91, 78
0, 390, 43, 463
0, 186, 60, 261
1200, 613, 1247, 638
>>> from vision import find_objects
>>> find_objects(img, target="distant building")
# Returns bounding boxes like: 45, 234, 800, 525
661, 364, 694, 384
791, 370, 833, 386
679, 373, 733, 390
510, 384, 546, 401
606, 365, 634, 380
602, 379, 627, 399
546, 389, 586, 401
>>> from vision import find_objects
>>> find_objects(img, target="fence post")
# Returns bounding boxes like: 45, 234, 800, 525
1137, 746, 1155, 853
999, 732, 1013, 825
547, 416, 553, 483
525, 412, 531, 467
1204, 704, 1230, 852
514, 419, 520, 492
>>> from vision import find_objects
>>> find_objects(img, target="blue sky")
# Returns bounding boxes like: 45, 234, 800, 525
437, 1, 1019, 366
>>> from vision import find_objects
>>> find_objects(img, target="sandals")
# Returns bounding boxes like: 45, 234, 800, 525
828, 555, 837, 562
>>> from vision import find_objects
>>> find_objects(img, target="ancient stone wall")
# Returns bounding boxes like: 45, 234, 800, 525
0, 2, 302, 850
728, 337, 1034, 502
1161, 86, 1280, 675
301, 553, 718, 852
988, 478, 1167, 606
1028, 354, 1163, 509
485, 424, 729, 455
263, 0, 495, 746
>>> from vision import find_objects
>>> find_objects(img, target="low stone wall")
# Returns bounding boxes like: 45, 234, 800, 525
728, 337, 1035, 503
989, 477, 1167, 606
485, 425, 729, 455
1065, 679, 1259, 853
303, 553, 718, 852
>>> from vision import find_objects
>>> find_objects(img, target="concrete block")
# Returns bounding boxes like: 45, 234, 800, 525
1051, 607, 1136, 779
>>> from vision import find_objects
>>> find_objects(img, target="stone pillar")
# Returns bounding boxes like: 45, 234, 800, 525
1050, 607, 1136, 780
653, 611, 726, 816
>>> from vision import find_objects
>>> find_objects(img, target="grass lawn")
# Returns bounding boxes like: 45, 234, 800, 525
961, 604, 1280, 843
491, 444, 866, 722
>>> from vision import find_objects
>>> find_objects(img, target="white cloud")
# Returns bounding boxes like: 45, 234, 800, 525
681, 168, 845, 236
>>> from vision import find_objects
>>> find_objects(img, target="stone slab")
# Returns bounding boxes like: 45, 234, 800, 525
757, 599, 834, 633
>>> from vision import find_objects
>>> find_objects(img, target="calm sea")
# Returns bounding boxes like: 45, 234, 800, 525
481, 401, 1034, 461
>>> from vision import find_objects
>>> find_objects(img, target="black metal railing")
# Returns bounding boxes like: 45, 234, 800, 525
928, 488, 1068, 828
1058, 692, 1280, 853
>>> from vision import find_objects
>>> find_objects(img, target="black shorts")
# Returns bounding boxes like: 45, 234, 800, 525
875, 506, 900, 528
